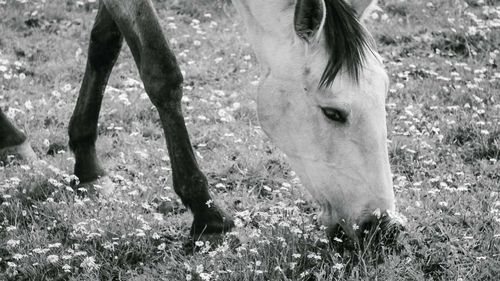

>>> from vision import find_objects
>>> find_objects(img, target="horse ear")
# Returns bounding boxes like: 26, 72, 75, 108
294, 0, 326, 43
349, 0, 377, 18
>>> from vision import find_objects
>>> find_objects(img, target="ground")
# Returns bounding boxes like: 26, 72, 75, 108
0, 0, 499, 280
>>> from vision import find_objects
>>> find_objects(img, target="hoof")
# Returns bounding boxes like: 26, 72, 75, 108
190, 205, 235, 238
0, 141, 37, 162
77, 175, 116, 197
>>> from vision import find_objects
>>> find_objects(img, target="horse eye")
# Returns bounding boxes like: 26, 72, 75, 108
321, 107, 348, 123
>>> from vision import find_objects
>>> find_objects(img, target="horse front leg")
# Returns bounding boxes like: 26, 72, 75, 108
103, 0, 234, 236
68, 2, 123, 185
0, 109, 37, 162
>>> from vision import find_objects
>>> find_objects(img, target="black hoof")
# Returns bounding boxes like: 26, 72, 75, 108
190, 205, 235, 237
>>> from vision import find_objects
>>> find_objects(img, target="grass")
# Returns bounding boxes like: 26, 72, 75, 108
1, 0, 499, 280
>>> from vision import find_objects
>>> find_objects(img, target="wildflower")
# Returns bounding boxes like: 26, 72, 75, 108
6, 226, 16, 232
157, 243, 166, 251
47, 255, 59, 264
153, 213, 165, 222
332, 263, 344, 271
438, 201, 448, 207
307, 253, 321, 260
208, 250, 218, 258
24, 100, 32, 110
74, 251, 87, 256
80, 256, 99, 271
62, 264, 71, 272
291, 227, 303, 234
196, 264, 204, 274
186, 274, 192, 281
205, 200, 213, 208
6, 239, 20, 248
61, 83, 72, 92
249, 229, 261, 238
6, 262, 17, 278
32, 248, 50, 254
199, 272, 212, 281
48, 243, 61, 248
195, 241, 204, 247
12, 254, 24, 260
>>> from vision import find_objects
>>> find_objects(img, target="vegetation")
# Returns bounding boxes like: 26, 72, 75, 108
1, 0, 499, 279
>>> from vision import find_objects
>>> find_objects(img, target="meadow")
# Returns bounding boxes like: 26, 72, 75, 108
0, 0, 499, 280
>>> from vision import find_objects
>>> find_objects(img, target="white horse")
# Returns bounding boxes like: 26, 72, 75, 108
0, 0, 402, 245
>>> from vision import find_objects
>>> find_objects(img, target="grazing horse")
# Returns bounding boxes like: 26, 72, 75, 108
0, 0, 403, 243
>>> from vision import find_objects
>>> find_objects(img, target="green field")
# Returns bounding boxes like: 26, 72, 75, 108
1, 0, 499, 280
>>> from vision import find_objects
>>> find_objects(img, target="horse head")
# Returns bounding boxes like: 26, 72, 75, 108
233, 0, 405, 244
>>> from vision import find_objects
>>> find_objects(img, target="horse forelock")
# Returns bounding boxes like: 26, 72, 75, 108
319, 0, 375, 88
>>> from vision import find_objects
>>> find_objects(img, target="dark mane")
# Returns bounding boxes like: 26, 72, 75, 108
320, 0, 373, 87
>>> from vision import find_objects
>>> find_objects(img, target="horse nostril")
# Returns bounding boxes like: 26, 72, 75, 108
382, 218, 405, 243
325, 213, 406, 254
371, 215, 405, 247
356, 214, 405, 247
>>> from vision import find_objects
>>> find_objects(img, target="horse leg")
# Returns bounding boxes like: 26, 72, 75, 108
102, 0, 234, 236
68, 2, 123, 184
0, 109, 37, 161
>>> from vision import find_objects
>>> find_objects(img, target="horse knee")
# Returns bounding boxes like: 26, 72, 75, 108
142, 67, 184, 108
87, 29, 123, 69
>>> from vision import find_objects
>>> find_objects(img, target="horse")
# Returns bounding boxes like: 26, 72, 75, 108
0, 0, 404, 245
